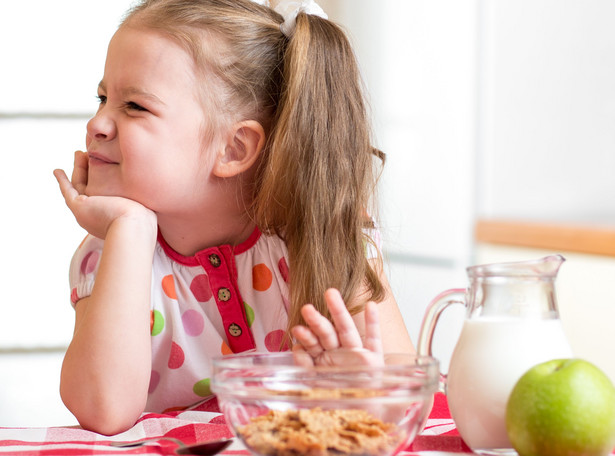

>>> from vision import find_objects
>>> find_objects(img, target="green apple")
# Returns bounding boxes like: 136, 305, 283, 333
506, 358, 615, 456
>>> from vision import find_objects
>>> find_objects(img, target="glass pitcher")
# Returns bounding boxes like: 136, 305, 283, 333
417, 255, 573, 455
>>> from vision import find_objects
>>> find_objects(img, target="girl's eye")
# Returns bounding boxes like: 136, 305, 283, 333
93, 95, 148, 113
124, 101, 148, 112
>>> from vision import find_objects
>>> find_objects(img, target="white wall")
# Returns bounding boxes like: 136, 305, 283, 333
0, 1, 133, 348
477, 0, 615, 221
0, 0, 134, 426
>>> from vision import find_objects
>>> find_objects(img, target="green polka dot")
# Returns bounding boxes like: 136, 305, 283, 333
193, 378, 212, 397
244, 301, 255, 327
151, 310, 165, 336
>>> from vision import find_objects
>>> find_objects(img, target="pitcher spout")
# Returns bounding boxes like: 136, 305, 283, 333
536, 254, 566, 276
468, 254, 565, 279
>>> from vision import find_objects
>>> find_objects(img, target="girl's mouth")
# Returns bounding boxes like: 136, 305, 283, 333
88, 151, 117, 165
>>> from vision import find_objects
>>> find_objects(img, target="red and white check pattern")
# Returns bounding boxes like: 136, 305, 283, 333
4, 393, 604, 456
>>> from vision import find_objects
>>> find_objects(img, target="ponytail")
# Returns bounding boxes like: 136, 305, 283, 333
254, 13, 385, 326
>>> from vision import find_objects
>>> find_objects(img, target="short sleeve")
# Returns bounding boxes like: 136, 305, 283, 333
68, 235, 104, 307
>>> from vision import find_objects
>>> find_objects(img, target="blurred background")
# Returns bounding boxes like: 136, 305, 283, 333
1, 0, 614, 426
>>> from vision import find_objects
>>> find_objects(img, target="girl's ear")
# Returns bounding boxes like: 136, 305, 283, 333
213, 120, 266, 178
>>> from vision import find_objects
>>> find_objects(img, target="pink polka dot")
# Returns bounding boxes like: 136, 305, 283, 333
190, 274, 212, 302
264, 329, 290, 352
278, 257, 289, 283
80, 251, 99, 275
168, 341, 185, 369
148, 370, 160, 393
182, 309, 205, 336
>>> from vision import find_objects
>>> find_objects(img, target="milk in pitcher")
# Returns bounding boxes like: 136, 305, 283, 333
447, 317, 573, 453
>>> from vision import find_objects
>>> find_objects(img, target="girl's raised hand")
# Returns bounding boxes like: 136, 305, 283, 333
291, 288, 384, 367
54, 150, 157, 240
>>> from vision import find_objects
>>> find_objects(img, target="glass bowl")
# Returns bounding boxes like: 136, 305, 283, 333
211, 351, 439, 456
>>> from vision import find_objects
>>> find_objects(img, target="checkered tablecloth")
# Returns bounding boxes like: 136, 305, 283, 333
0, 394, 469, 455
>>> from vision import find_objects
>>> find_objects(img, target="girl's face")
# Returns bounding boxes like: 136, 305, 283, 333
85, 26, 218, 215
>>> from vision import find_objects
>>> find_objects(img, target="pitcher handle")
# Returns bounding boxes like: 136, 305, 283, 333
417, 288, 466, 392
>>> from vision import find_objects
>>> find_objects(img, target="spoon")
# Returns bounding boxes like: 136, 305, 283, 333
109, 436, 233, 455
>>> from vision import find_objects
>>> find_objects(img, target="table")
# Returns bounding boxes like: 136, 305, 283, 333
474, 218, 615, 257
0, 394, 477, 455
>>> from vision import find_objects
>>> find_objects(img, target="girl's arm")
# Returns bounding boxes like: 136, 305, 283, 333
54, 155, 157, 435
354, 265, 415, 355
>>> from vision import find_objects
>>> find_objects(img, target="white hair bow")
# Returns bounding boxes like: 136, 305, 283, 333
254, 0, 328, 36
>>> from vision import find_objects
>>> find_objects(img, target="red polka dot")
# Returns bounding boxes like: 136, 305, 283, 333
264, 329, 290, 352
278, 257, 289, 283
253, 263, 273, 291
190, 274, 212, 302
163, 405, 188, 414
162, 275, 177, 299
148, 370, 160, 393
70, 288, 79, 305
168, 341, 185, 369
80, 251, 99, 275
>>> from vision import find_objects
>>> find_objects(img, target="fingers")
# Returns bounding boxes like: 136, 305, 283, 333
363, 301, 383, 354
293, 289, 364, 353
54, 150, 88, 203
53, 168, 81, 204
53, 168, 68, 187
292, 304, 337, 358
324, 288, 363, 349
291, 288, 383, 363
291, 345, 315, 367
71, 150, 89, 195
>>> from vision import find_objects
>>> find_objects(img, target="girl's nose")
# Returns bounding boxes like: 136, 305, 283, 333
86, 109, 117, 143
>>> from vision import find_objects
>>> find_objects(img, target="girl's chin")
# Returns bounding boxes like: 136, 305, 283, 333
84, 184, 121, 198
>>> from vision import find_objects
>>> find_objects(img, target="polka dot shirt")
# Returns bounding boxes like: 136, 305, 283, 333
69, 226, 291, 413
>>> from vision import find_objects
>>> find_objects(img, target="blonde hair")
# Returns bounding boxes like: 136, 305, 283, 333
123, 0, 385, 334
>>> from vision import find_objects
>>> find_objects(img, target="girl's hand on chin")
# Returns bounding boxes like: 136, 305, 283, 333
291, 288, 385, 368
53, 150, 157, 240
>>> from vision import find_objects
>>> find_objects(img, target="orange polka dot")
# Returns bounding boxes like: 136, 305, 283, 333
162, 274, 177, 299
163, 405, 188, 414
252, 263, 273, 291
78, 235, 89, 249
221, 341, 233, 355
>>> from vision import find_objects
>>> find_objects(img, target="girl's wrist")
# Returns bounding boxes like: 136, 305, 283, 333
110, 209, 158, 247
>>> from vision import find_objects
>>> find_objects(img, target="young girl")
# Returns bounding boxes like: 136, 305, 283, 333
54, 0, 414, 435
